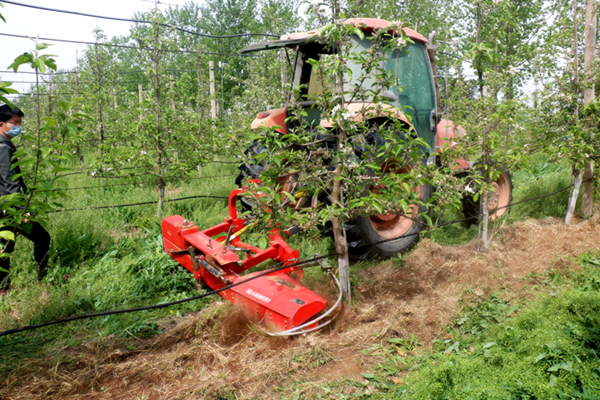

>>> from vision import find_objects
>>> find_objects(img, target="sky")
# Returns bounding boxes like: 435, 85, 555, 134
1, 0, 194, 95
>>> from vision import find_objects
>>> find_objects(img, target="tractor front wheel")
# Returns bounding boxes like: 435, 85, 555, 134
462, 170, 513, 223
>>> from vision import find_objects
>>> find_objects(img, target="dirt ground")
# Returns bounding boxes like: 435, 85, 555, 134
2, 215, 600, 400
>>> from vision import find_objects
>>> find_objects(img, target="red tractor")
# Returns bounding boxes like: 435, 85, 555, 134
162, 19, 512, 333
236, 18, 513, 259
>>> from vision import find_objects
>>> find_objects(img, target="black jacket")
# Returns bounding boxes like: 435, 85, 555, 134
0, 135, 27, 197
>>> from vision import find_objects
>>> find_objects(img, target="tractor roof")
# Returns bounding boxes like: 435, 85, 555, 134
239, 18, 427, 54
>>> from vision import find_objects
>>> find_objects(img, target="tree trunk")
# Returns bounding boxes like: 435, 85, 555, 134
76, 146, 85, 168
153, 21, 164, 217
170, 75, 175, 109
331, 164, 351, 304
480, 189, 489, 250
209, 60, 217, 119
280, 49, 288, 93
476, 4, 484, 99
94, 46, 104, 170
330, 14, 351, 304
196, 53, 203, 137
582, 0, 596, 217
157, 176, 165, 219
566, 169, 582, 224
98, 117, 104, 170
566, 0, 580, 223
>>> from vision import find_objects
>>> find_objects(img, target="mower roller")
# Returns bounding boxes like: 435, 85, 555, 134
161, 182, 333, 333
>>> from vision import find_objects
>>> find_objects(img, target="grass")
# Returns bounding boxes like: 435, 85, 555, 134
323, 252, 600, 400
430, 155, 574, 247
0, 160, 243, 371
0, 156, 338, 377
0, 152, 597, 396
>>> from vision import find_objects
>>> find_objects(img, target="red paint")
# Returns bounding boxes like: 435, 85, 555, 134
284, 18, 428, 45
343, 18, 428, 43
250, 107, 287, 134
436, 119, 470, 170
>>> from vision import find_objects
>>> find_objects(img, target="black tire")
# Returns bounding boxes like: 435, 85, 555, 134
236, 141, 269, 211
235, 140, 268, 186
347, 183, 432, 260
346, 121, 427, 260
462, 170, 513, 224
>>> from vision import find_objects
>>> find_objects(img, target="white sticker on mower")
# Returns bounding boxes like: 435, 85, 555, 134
246, 288, 272, 303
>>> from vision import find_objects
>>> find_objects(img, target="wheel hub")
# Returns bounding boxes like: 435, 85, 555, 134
368, 166, 421, 239
488, 174, 511, 219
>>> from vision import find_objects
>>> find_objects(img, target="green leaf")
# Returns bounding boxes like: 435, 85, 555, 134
7, 53, 33, 71
534, 353, 547, 363
0, 81, 19, 94
257, 237, 268, 250
353, 27, 365, 40
281, 191, 295, 203
318, 23, 334, 36
547, 362, 573, 372
422, 214, 433, 227
373, 203, 383, 214
36, 58, 47, 73
0, 231, 15, 241
36, 42, 52, 51
42, 56, 57, 71
361, 373, 375, 379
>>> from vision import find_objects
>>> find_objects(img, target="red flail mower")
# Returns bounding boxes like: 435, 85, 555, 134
161, 182, 341, 336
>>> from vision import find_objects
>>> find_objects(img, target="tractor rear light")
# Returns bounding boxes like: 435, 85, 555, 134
256, 111, 271, 119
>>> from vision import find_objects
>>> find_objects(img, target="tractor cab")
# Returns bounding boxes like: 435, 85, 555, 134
239, 18, 439, 152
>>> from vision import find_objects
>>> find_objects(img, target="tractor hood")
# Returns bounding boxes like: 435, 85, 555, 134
239, 18, 427, 54
250, 103, 413, 135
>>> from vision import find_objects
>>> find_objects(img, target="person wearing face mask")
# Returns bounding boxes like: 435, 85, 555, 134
0, 104, 51, 295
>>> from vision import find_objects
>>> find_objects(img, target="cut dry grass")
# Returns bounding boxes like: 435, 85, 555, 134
2, 213, 600, 399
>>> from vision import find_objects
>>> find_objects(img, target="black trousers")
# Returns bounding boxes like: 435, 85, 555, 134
0, 222, 51, 290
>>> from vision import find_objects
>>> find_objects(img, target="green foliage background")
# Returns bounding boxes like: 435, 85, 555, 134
1, 0, 600, 397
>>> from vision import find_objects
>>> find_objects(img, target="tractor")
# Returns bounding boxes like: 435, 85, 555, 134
162, 18, 512, 333
235, 18, 513, 259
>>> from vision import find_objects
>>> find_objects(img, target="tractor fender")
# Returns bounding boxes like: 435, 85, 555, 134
436, 119, 470, 170
251, 107, 287, 134
319, 103, 412, 129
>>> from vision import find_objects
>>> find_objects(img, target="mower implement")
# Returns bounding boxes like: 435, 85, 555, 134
161, 184, 328, 333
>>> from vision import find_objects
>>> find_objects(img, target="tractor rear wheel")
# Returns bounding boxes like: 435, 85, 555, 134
462, 170, 513, 223
346, 172, 431, 260
236, 139, 432, 260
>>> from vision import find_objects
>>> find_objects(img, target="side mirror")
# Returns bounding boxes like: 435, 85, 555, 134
430, 110, 439, 132
382, 90, 397, 102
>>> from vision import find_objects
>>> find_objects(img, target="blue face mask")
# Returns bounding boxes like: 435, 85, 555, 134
6, 126, 22, 138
